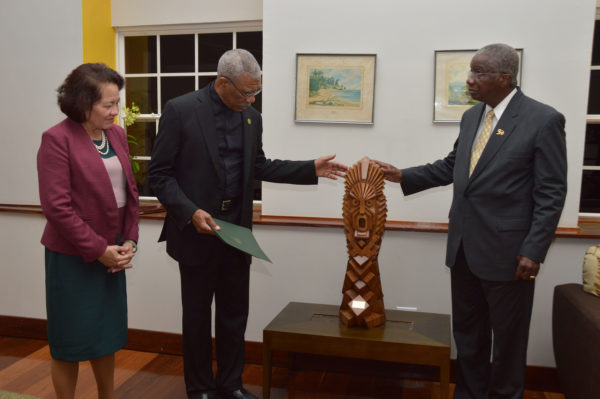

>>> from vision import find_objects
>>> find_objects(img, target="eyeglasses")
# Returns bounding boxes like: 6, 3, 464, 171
223, 76, 262, 99
468, 71, 504, 80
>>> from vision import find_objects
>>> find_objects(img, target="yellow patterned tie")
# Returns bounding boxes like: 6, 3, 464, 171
469, 109, 495, 177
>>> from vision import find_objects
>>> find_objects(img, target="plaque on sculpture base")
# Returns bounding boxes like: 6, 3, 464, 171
339, 157, 387, 329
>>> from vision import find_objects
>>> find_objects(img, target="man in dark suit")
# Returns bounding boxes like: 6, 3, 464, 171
148, 49, 346, 399
375, 43, 567, 399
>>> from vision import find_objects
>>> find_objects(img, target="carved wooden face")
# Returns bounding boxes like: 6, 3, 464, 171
349, 183, 377, 240
343, 158, 387, 251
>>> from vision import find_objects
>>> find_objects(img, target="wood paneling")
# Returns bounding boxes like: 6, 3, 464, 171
0, 316, 563, 395
0, 203, 588, 237
0, 337, 565, 399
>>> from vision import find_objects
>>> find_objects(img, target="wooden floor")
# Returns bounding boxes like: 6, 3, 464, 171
0, 336, 564, 399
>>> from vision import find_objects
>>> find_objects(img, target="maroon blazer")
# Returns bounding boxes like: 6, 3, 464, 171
37, 118, 139, 263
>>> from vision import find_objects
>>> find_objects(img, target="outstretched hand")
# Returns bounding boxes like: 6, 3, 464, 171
372, 160, 403, 183
315, 154, 348, 180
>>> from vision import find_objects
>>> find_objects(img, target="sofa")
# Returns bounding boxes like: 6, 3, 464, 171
552, 283, 600, 398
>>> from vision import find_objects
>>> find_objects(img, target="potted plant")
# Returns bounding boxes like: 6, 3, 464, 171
121, 102, 141, 174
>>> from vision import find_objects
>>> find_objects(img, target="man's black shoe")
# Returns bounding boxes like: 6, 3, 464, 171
196, 392, 219, 399
219, 388, 259, 399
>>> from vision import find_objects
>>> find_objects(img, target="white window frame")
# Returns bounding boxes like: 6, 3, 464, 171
581, 12, 600, 218
580, 114, 600, 218
115, 22, 263, 201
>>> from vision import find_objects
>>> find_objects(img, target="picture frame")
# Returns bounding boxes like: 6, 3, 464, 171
433, 49, 523, 122
295, 53, 376, 124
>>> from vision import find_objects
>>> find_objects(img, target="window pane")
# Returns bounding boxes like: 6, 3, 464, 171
198, 33, 232, 72
593, 20, 600, 65
580, 170, 600, 212
160, 34, 195, 73
161, 76, 195, 109
126, 77, 158, 114
197, 76, 216, 91
237, 31, 263, 65
584, 124, 600, 166
126, 121, 156, 157
125, 36, 157, 73
134, 160, 152, 197
588, 70, 600, 114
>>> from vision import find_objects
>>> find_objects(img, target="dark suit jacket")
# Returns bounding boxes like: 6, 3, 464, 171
148, 86, 317, 265
401, 89, 567, 281
37, 118, 139, 263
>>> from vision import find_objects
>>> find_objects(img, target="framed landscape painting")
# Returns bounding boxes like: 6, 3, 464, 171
433, 49, 523, 122
295, 54, 376, 124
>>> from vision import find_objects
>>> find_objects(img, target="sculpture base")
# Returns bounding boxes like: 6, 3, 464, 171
340, 308, 386, 329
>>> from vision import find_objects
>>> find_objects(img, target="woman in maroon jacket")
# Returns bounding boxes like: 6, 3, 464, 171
37, 63, 139, 399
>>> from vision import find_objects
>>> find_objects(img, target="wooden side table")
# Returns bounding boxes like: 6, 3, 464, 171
262, 302, 451, 399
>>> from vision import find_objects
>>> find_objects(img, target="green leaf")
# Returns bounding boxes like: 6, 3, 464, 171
130, 155, 141, 174
122, 102, 141, 127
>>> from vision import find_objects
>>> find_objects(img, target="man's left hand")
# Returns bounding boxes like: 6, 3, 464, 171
515, 255, 540, 280
315, 154, 348, 180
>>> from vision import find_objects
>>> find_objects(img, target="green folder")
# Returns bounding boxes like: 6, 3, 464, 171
211, 218, 272, 263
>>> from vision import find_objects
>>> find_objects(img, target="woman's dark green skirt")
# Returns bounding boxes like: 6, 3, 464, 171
45, 248, 127, 362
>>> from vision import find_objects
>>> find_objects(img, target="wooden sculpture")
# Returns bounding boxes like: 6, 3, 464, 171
340, 157, 387, 328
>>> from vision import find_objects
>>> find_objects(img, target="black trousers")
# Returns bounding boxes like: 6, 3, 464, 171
451, 245, 535, 399
179, 238, 250, 398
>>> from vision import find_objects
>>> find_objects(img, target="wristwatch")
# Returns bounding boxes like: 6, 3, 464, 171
125, 239, 138, 253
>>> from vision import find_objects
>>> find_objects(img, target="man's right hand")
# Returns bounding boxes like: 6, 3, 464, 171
372, 160, 403, 183
191, 208, 220, 234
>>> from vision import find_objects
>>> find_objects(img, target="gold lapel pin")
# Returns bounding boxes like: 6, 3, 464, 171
496, 128, 504, 135
247, 118, 252, 125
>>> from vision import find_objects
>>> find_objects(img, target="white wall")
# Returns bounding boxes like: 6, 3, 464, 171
0, 0, 598, 370
261, 0, 595, 229
0, 211, 595, 367
0, 0, 82, 204
111, 0, 262, 27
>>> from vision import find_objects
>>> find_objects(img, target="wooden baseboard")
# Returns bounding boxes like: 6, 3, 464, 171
0, 315, 47, 340
0, 315, 562, 393
0, 315, 288, 366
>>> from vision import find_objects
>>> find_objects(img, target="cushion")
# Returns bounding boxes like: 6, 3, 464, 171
582, 245, 600, 296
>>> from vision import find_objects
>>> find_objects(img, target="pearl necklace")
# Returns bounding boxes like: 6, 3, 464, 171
94, 131, 110, 156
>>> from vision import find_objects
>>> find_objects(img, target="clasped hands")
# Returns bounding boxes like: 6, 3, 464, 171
98, 241, 136, 273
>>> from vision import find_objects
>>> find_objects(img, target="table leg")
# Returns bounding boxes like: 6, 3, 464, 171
439, 359, 450, 399
262, 336, 272, 399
